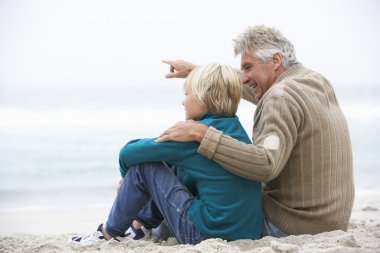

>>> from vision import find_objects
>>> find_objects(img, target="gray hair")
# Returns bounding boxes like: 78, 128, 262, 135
233, 25, 298, 69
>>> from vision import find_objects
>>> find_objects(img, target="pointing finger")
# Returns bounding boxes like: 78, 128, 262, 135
162, 60, 174, 66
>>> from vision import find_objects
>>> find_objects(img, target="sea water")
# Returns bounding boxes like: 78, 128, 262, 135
0, 84, 379, 213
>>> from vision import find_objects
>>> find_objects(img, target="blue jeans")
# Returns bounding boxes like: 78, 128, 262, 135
134, 168, 288, 239
105, 162, 205, 245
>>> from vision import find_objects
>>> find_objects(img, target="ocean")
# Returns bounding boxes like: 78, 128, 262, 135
0, 83, 379, 213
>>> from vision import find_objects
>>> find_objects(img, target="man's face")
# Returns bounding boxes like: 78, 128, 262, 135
240, 51, 278, 101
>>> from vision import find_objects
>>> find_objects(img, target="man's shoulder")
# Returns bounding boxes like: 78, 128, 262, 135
268, 65, 326, 97
281, 65, 326, 88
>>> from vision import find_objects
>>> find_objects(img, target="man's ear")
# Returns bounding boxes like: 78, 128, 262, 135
273, 53, 283, 70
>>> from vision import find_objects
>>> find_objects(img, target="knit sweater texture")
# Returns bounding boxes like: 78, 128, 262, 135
198, 64, 354, 235
119, 113, 263, 240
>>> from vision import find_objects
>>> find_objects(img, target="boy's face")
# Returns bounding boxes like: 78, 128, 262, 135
182, 88, 207, 120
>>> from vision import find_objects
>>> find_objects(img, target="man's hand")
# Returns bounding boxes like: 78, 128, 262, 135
155, 120, 208, 143
162, 59, 197, 78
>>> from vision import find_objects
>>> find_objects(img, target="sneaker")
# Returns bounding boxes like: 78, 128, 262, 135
124, 226, 151, 240
69, 224, 125, 245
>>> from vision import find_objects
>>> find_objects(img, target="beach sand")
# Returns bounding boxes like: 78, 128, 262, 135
1, 193, 379, 253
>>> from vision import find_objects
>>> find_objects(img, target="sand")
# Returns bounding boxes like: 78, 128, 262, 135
1, 193, 379, 253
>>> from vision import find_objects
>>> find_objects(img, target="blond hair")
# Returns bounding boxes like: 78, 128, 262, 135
234, 25, 298, 69
184, 63, 242, 117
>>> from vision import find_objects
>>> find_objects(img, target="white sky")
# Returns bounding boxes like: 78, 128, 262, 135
0, 0, 379, 89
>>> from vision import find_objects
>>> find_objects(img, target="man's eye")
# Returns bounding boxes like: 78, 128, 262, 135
242, 66, 250, 71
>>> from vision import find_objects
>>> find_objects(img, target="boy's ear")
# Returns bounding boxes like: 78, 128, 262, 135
272, 53, 283, 70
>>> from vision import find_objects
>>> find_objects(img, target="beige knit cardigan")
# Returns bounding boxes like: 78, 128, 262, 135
198, 64, 354, 235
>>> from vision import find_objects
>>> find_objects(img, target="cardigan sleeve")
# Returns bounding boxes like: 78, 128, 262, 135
198, 88, 301, 182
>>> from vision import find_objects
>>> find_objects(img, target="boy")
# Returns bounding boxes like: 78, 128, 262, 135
70, 64, 262, 245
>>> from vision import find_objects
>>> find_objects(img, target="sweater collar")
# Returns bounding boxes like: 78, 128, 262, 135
255, 64, 309, 108
273, 63, 309, 85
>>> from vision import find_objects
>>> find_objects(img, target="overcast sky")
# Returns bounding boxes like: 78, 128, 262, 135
0, 1, 379, 190
1, 0, 379, 90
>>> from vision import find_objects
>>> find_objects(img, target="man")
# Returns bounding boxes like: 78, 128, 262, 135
158, 25, 355, 236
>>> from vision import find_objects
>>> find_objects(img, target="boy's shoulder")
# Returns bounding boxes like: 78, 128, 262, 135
198, 113, 251, 144
198, 113, 238, 126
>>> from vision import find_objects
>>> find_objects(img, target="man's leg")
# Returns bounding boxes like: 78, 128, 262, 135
105, 162, 205, 245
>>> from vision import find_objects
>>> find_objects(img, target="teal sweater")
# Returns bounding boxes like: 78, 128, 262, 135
119, 113, 263, 240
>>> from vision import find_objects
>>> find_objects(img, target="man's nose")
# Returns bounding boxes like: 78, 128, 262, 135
241, 73, 249, 84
